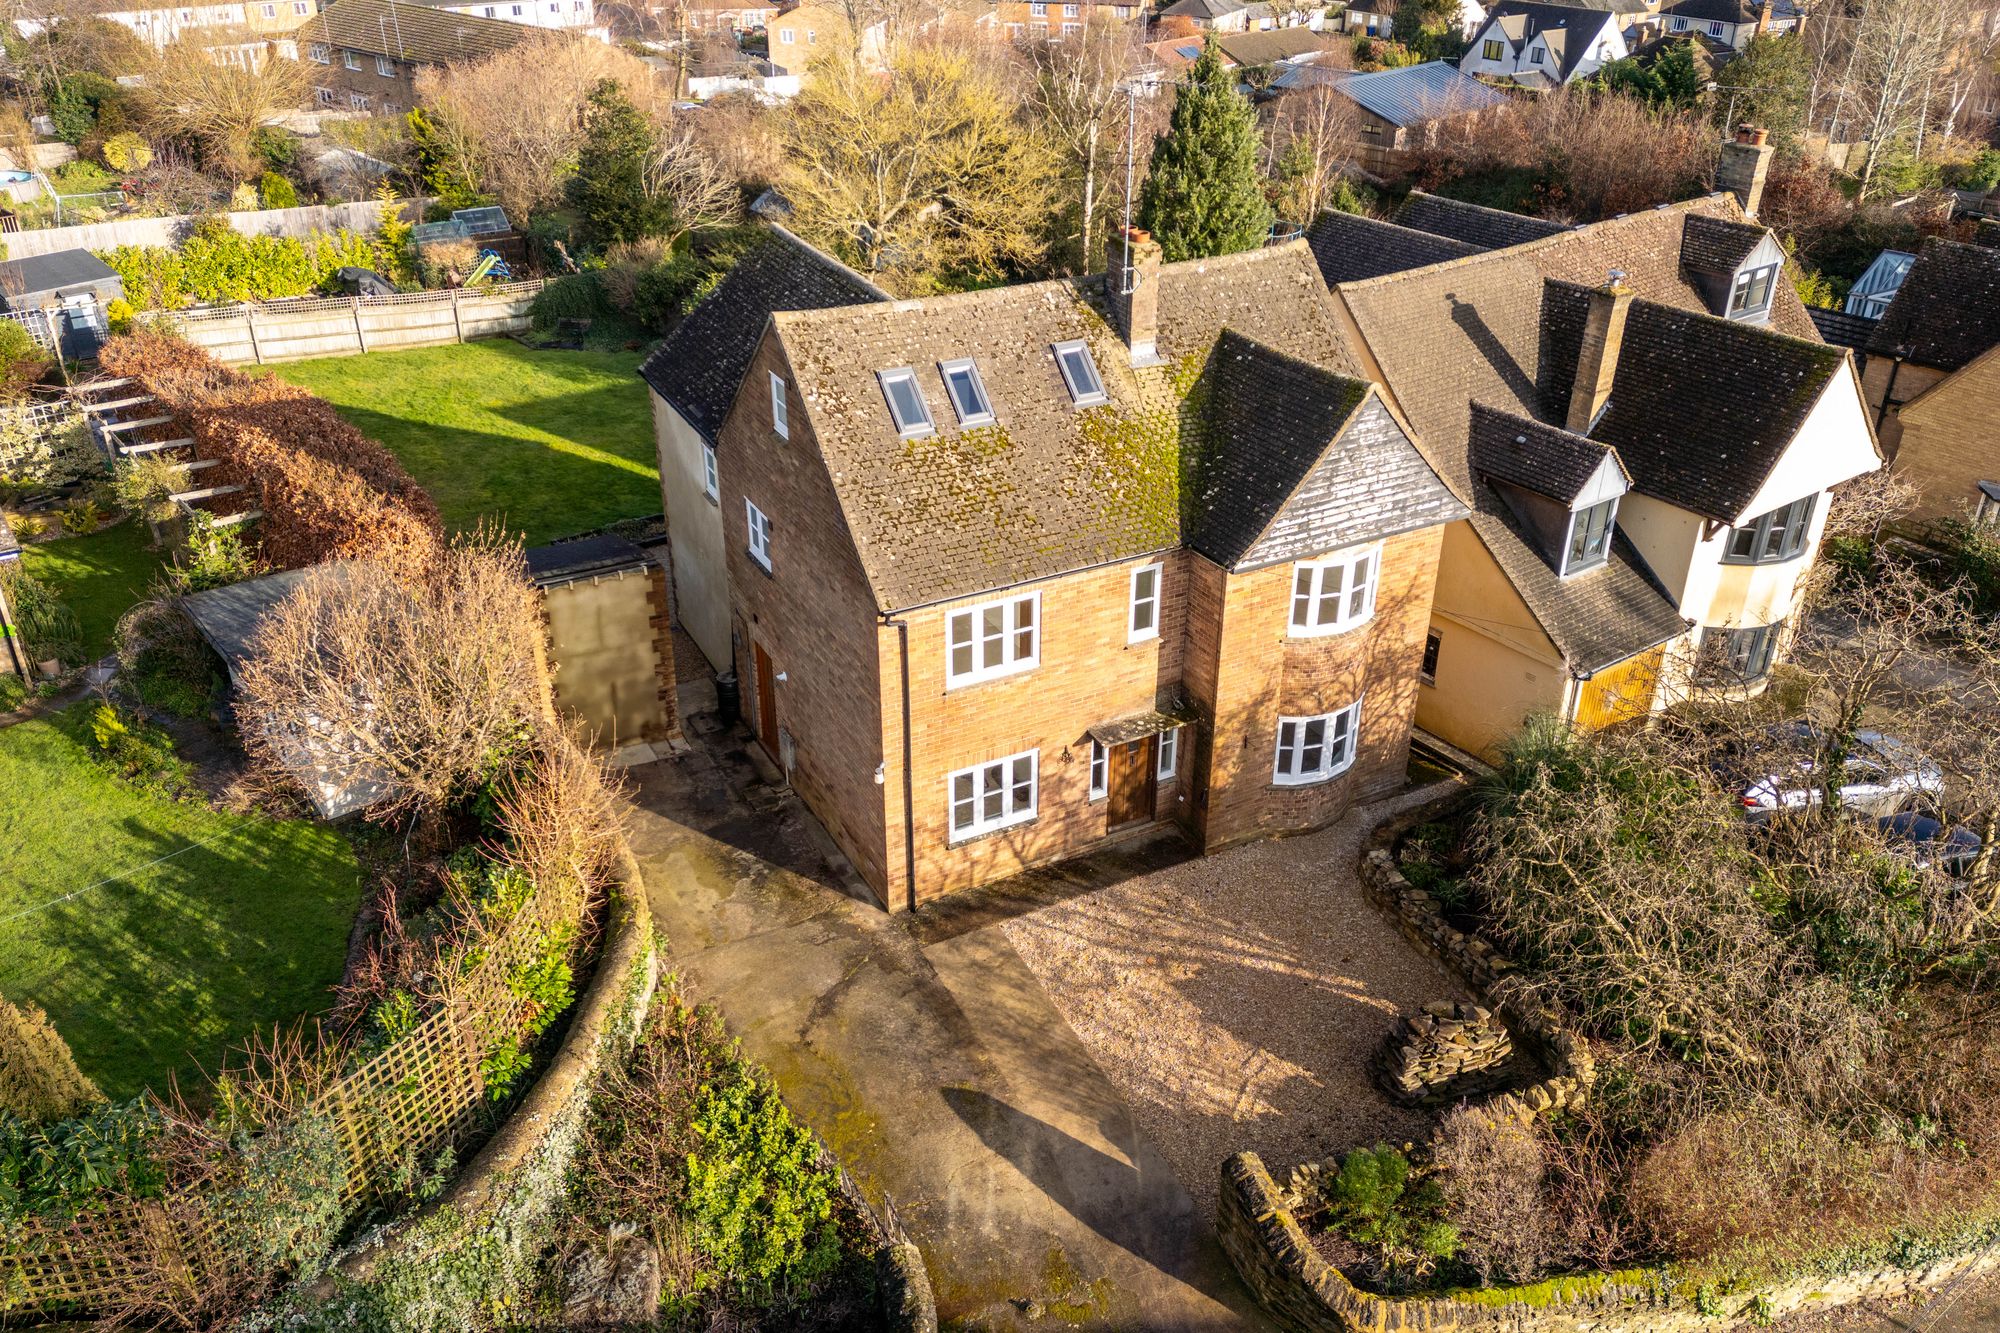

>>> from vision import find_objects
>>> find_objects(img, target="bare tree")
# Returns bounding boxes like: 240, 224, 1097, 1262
1020, 20, 1145, 273
144, 34, 312, 179
642, 120, 741, 246
1264, 73, 1366, 224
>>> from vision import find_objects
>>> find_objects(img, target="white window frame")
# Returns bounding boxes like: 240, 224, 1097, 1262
1273, 701, 1361, 787
342, 47, 360, 67
1128, 561, 1161, 642
1288, 543, 1379, 637
1729, 262, 1778, 319
1157, 726, 1180, 780
745, 498, 772, 571
1053, 339, 1107, 405
1088, 740, 1107, 799
878, 366, 935, 438
945, 592, 1039, 688
1562, 496, 1617, 575
375, 53, 394, 75
309, 40, 329, 60
768, 370, 789, 439
938, 357, 995, 427
779, 24, 793, 39
701, 442, 719, 502
949, 749, 1039, 842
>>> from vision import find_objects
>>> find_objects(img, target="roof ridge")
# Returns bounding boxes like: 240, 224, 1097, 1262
772, 271, 1091, 327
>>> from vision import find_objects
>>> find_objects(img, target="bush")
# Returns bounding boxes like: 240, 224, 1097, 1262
86, 699, 194, 798
0, 1100, 165, 1222
50, 159, 120, 198
0, 414, 94, 493
258, 171, 298, 210
101, 131, 152, 174
1959, 148, 2000, 193
1307, 1144, 1458, 1293
99, 218, 377, 310
169, 510, 260, 593
1922, 518, 2000, 615
529, 271, 610, 329
0, 566, 82, 667
60, 498, 101, 534
0, 324, 54, 406
1432, 1111, 1561, 1286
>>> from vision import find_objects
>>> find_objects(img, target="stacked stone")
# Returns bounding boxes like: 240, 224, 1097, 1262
1373, 1000, 1515, 1107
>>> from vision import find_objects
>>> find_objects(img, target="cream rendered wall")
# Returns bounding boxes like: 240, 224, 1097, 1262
1417, 519, 1569, 760
650, 389, 731, 671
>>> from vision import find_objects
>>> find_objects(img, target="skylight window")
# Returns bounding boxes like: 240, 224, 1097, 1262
938, 358, 994, 426
1053, 340, 1107, 406
878, 367, 934, 438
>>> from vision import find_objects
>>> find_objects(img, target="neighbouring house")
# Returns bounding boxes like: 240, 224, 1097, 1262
1146, 24, 1338, 76
395, 0, 604, 39
0, 250, 122, 358
1304, 133, 1881, 759
1661, 0, 1799, 50
766, 4, 883, 74
679, 0, 779, 31
1460, 0, 1637, 86
298, 0, 531, 114
1845, 249, 1917, 320
710, 232, 1465, 907
1268, 61, 1509, 174
1861, 237, 2000, 521
17, 0, 318, 66
1157, 0, 1266, 34
1337, 0, 1487, 38
637, 227, 887, 673
993, 0, 1141, 41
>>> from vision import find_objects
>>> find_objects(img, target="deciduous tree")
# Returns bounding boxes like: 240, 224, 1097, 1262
143, 36, 312, 180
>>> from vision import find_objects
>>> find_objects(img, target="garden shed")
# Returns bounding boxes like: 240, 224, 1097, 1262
525, 532, 681, 760
0, 249, 123, 358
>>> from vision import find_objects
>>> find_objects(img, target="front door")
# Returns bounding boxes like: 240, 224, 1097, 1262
752, 641, 778, 759
1106, 736, 1156, 829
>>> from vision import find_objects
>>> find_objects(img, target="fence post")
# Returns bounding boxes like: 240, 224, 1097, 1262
244, 307, 263, 365
450, 286, 463, 344
351, 296, 368, 354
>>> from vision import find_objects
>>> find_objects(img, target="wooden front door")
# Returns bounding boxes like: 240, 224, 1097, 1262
752, 641, 778, 758
1106, 736, 1156, 829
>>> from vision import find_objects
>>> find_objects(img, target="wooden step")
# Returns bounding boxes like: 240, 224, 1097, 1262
169, 484, 244, 503
209, 508, 261, 527
83, 395, 154, 413
81, 376, 135, 392
99, 414, 174, 434
168, 457, 220, 472
118, 437, 195, 456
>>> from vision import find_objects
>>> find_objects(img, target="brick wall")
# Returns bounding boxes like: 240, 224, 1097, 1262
720, 331, 893, 899
1861, 355, 1947, 458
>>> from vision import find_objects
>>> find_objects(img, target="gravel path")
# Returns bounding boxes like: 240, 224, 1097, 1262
1001, 784, 1470, 1220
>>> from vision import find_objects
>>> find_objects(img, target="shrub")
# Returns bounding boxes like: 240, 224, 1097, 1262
104, 298, 136, 335
118, 599, 217, 718
60, 498, 101, 534
101, 131, 152, 173
113, 454, 185, 527
99, 219, 377, 310
0, 565, 82, 666
86, 699, 194, 798
0, 1100, 165, 1221
258, 171, 298, 210
1308, 1144, 1459, 1292
684, 1065, 841, 1295
169, 511, 260, 593
0, 412, 92, 487
1432, 1111, 1561, 1286
530, 271, 610, 329
1921, 518, 2000, 615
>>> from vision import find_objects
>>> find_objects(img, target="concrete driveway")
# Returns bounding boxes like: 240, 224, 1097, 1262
623, 718, 1462, 1329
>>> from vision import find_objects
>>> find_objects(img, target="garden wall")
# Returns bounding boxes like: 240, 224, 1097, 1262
143, 281, 545, 365
0, 198, 424, 261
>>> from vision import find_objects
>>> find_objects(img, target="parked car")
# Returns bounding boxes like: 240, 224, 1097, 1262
1733, 723, 1943, 821
1877, 811, 1983, 877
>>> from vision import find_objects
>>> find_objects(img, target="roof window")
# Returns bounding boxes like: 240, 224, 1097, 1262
939, 358, 994, 426
878, 367, 935, 437
1053, 340, 1107, 405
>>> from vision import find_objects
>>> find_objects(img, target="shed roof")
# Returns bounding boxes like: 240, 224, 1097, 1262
0, 249, 118, 304
523, 533, 650, 587
1273, 60, 1508, 127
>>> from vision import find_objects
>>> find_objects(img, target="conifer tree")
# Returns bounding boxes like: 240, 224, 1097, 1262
1137, 38, 1273, 261
569, 79, 670, 245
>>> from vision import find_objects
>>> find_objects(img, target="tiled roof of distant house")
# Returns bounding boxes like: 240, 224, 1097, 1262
1480, 2, 1619, 83
1394, 191, 1571, 250
1305, 210, 1483, 284
1807, 306, 1880, 351
302, 0, 530, 63
1215, 26, 1339, 65
1866, 237, 2000, 372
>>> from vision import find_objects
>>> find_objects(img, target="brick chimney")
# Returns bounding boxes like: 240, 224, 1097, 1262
1110, 226, 1163, 367
1567, 272, 1634, 436
1753, 0, 1772, 36
1717, 124, 1774, 219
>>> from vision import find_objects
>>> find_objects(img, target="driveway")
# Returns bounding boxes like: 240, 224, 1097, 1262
623, 718, 1461, 1329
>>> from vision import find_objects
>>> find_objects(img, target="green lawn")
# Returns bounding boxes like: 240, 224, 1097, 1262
21, 520, 166, 663
263, 342, 659, 547
0, 706, 364, 1099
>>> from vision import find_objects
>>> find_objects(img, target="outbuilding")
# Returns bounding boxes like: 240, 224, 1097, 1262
0, 249, 124, 357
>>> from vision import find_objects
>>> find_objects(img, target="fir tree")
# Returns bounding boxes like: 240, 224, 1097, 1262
1137, 39, 1273, 262
569, 79, 671, 245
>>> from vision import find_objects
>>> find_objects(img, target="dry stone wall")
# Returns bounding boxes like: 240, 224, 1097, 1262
1374, 1001, 1514, 1106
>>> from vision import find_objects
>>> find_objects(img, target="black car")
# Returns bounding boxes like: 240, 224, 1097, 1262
1877, 811, 1983, 877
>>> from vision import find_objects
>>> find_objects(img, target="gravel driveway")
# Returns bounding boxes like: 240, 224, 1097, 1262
1001, 784, 1470, 1219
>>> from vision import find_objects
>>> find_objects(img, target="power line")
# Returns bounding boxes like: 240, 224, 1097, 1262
0, 828, 236, 928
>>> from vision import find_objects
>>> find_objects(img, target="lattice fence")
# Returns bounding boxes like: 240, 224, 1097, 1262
0, 851, 595, 1317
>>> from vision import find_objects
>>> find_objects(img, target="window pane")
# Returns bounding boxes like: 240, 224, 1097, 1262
1276, 721, 1296, 775
1728, 526, 1758, 560
951, 643, 972, 676
981, 606, 1005, 668
1347, 556, 1371, 617
1011, 756, 1033, 809
982, 763, 1003, 820
1015, 598, 1035, 658
1317, 565, 1344, 625
1303, 718, 1325, 771
1292, 567, 1313, 625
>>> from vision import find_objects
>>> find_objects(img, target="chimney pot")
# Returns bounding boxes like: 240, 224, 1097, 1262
1110, 226, 1163, 367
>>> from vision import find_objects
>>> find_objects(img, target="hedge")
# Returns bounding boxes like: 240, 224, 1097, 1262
98, 219, 376, 312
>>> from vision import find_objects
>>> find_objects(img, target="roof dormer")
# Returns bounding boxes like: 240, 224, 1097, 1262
1469, 402, 1631, 577
1679, 213, 1786, 325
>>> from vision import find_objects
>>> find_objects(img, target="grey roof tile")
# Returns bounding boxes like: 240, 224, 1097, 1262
1394, 191, 1571, 250
1467, 400, 1625, 504
1866, 236, 2000, 372
1305, 210, 1484, 285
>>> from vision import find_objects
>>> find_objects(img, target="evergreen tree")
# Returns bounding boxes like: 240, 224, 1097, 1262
1137, 39, 1273, 261
568, 79, 671, 245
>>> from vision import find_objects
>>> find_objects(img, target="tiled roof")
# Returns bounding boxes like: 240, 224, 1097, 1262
1191, 333, 1467, 568
1537, 280, 1845, 523
639, 227, 886, 442
302, 0, 530, 62
1866, 237, 2000, 372
770, 242, 1407, 611
1481, 2, 1619, 81
1395, 191, 1571, 250
1161, 0, 1244, 17
1215, 26, 1338, 65
1305, 209, 1483, 285
1807, 305, 1880, 351
1678, 213, 1765, 276
1468, 401, 1625, 504
1664, 0, 1758, 20
1974, 220, 2000, 249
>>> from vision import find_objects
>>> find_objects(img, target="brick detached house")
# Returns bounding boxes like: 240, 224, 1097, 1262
1302, 145, 1880, 758
706, 234, 1464, 908
637, 229, 887, 671
1855, 238, 2000, 523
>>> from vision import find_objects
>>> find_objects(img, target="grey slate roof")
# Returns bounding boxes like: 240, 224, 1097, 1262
1272, 60, 1508, 126
183, 567, 314, 676
1467, 400, 1626, 504
1305, 209, 1483, 285
1663, 0, 1760, 20
0, 249, 118, 306
1866, 237, 2000, 372
1190, 332, 1468, 569
523, 533, 649, 587
1480, 2, 1622, 81
1807, 305, 1879, 351
767, 241, 1453, 611
638, 227, 887, 442
1537, 280, 1846, 523
1160, 0, 1244, 19
1395, 191, 1571, 251
1679, 214, 1766, 276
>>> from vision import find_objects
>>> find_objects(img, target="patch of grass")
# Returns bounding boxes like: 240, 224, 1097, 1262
19, 520, 165, 663
261, 342, 659, 547
0, 703, 364, 1099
